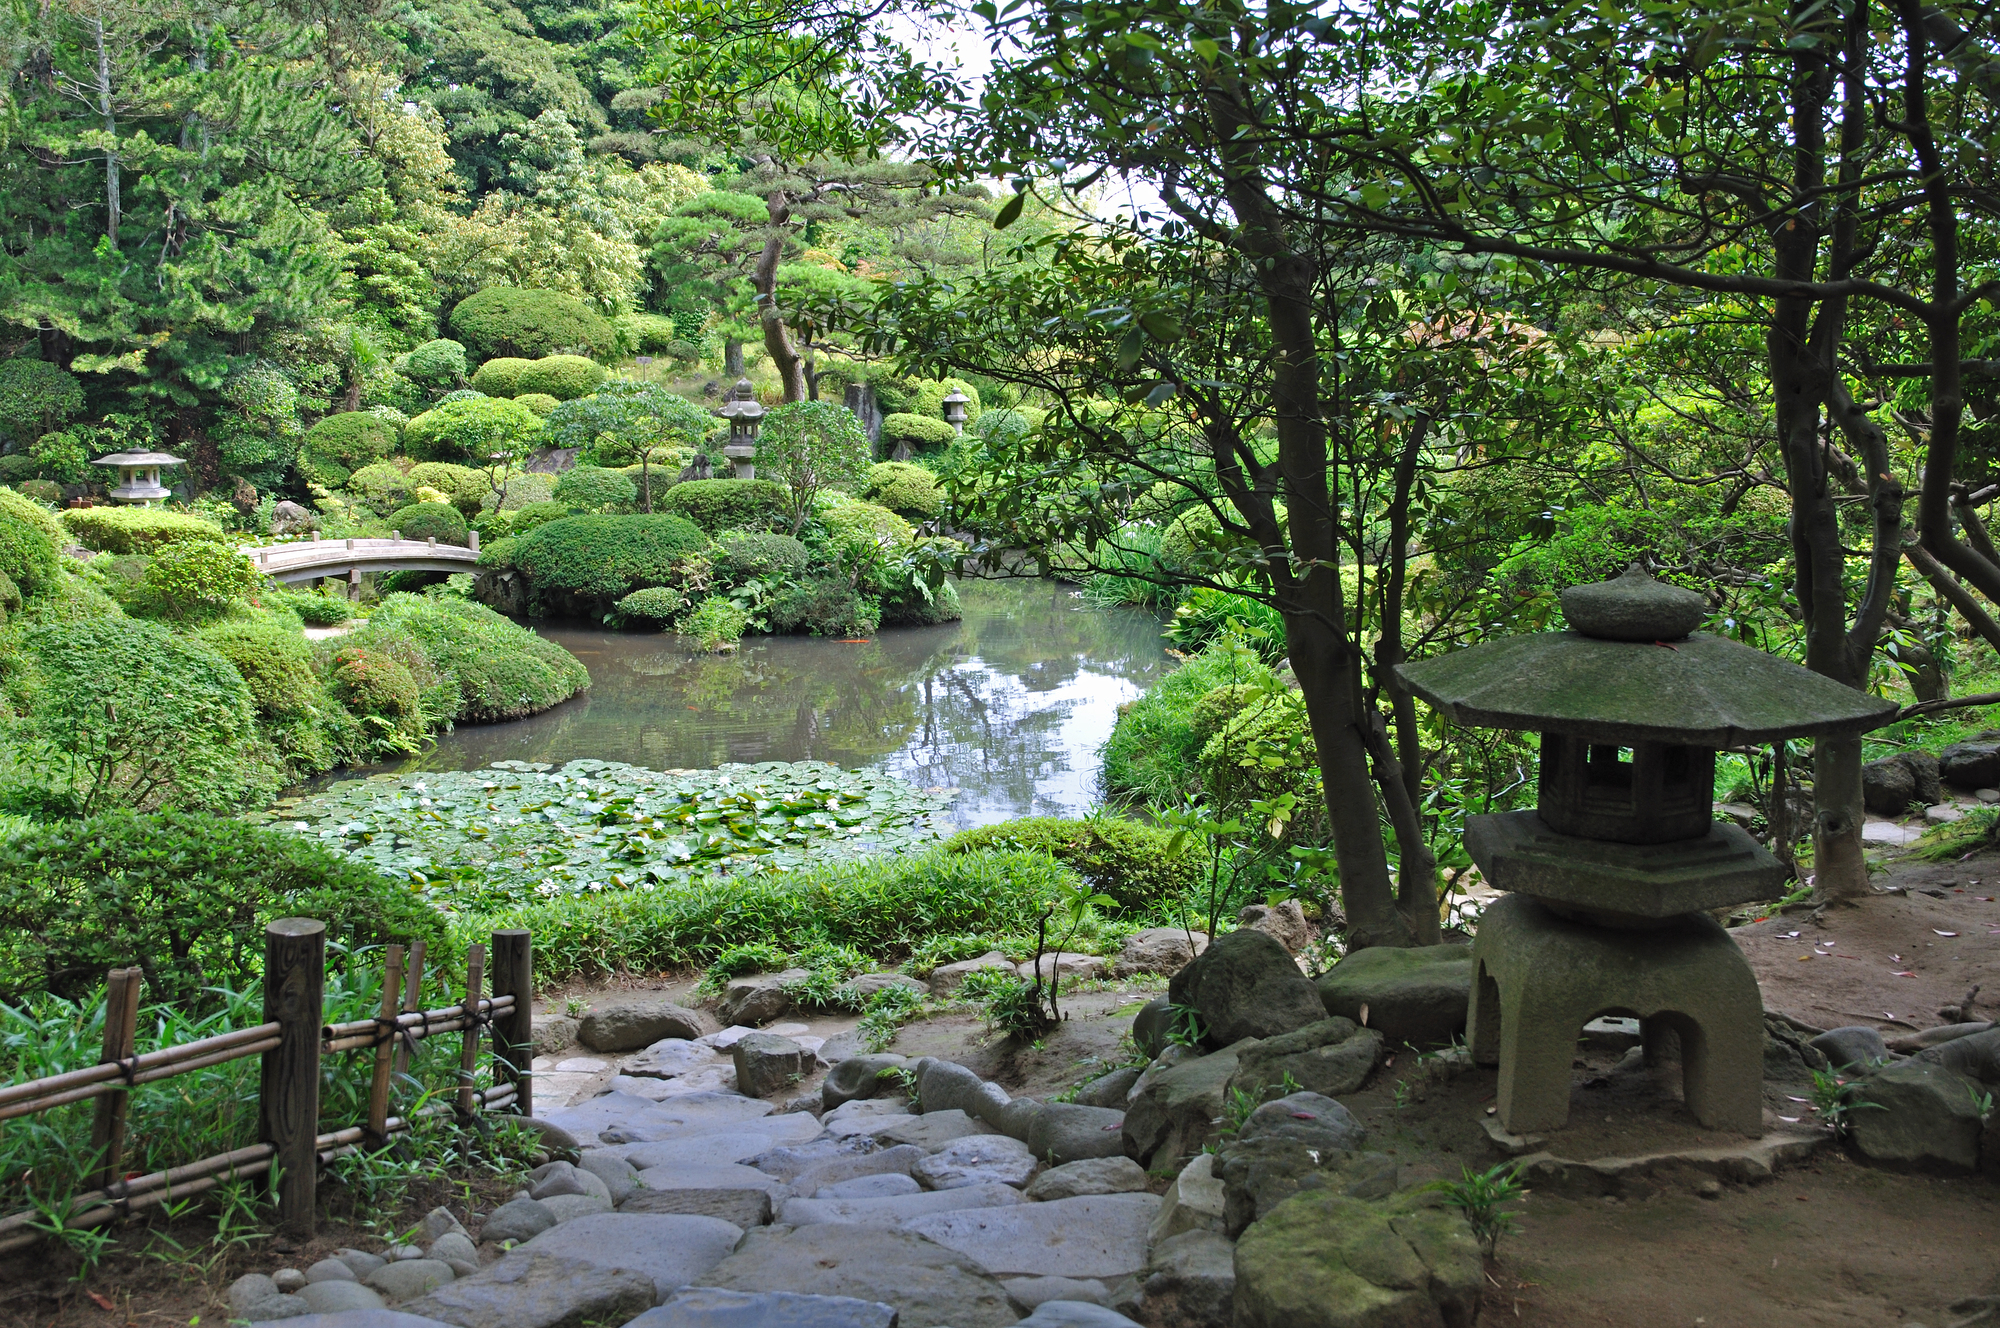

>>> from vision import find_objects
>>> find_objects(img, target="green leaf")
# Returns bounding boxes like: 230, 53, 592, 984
1115, 326, 1145, 371
994, 192, 1026, 230
1139, 310, 1183, 341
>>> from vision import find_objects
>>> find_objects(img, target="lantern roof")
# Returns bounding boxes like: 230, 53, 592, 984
1394, 566, 1896, 746
93, 450, 185, 468
716, 378, 765, 421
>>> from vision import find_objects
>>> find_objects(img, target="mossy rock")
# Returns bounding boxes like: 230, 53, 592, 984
1232, 1190, 1481, 1328
1314, 945, 1473, 1047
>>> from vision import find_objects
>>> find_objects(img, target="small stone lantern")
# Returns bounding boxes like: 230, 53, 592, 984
716, 377, 764, 479
93, 450, 184, 505
941, 390, 969, 436
1395, 565, 1895, 1135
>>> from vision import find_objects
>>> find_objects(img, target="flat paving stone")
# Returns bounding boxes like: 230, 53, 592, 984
913, 1134, 1037, 1190
815, 1173, 922, 1199
611, 1068, 738, 1100
531, 1073, 601, 1109
540, 1091, 683, 1143
778, 1181, 1026, 1229
599, 1093, 785, 1145
902, 1194, 1163, 1280
1018, 1304, 1142, 1327
694, 1224, 1019, 1328
402, 1252, 655, 1328
249, 1314, 456, 1328
625, 1132, 785, 1169
622, 1039, 722, 1080
697, 1026, 761, 1049
512, 1212, 743, 1301
628, 1287, 897, 1328
782, 1145, 928, 1197
620, 1187, 774, 1227
823, 1098, 913, 1139
869, 1108, 998, 1153
633, 1161, 791, 1195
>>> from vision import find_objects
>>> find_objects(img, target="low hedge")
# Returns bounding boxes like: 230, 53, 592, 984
943, 816, 1201, 912
346, 593, 589, 723
0, 809, 445, 1008
511, 514, 708, 600
387, 501, 470, 545
660, 478, 787, 533
470, 847, 1075, 982
449, 288, 614, 361
60, 507, 227, 555
470, 357, 535, 397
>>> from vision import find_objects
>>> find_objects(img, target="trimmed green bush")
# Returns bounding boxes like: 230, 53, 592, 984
614, 585, 687, 623
449, 288, 614, 360
823, 499, 914, 558
516, 392, 560, 417
511, 514, 708, 601
143, 542, 263, 620
881, 413, 958, 449
330, 646, 422, 720
911, 377, 982, 422
398, 338, 469, 389
475, 847, 1076, 982
197, 618, 321, 720
509, 501, 572, 535
387, 501, 470, 545
1101, 639, 1276, 806
517, 355, 608, 402
345, 593, 589, 723
0, 809, 444, 1007
299, 412, 398, 487
59, 507, 226, 555
553, 465, 639, 513
661, 478, 787, 533
404, 461, 486, 514
404, 396, 542, 463
943, 816, 1199, 912
282, 589, 353, 627
542, 381, 711, 465
861, 461, 944, 520
0, 494, 62, 598
715, 532, 812, 584
470, 357, 535, 397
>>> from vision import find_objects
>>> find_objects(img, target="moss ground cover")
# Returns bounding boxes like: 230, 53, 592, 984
276, 758, 956, 909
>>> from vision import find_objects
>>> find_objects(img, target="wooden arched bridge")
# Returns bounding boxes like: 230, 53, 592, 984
243, 533, 481, 594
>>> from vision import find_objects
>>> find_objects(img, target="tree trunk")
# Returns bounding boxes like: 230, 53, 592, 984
92, 13, 119, 248
724, 339, 745, 377
1812, 733, 1867, 895
754, 194, 808, 402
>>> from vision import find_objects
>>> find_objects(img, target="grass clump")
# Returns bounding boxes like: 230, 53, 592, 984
1100, 639, 1277, 806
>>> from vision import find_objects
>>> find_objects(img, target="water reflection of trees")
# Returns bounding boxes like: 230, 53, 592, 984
401, 578, 1170, 820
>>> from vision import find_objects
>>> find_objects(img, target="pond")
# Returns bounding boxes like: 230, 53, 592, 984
392, 579, 1173, 829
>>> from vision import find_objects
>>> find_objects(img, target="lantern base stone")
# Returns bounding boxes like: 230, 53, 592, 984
1467, 894, 1764, 1135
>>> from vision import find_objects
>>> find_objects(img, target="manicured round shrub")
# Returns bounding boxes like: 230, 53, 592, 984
661, 478, 787, 533
358, 364, 425, 415
331, 646, 422, 719
144, 541, 263, 619
60, 507, 227, 555
615, 586, 687, 623
941, 816, 1200, 911
347, 461, 416, 515
509, 501, 571, 535
405, 461, 487, 514
0, 808, 444, 1008
715, 531, 812, 584
299, 411, 399, 486
0, 456, 39, 484
497, 472, 555, 510
511, 514, 708, 600
516, 392, 560, 418
282, 589, 353, 626
346, 593, 590, 723
0, 492, 61, 598
881, 413, 958, 449
553, 465, 639, 513
198, 618, 320, 719
470, 357, 535, 397
403, 396, 543, 463
449, 287, 615, 361
823, 500, 914, 559
517, 355, 608, 402
387, 501, 470, 545
861, 461, 944, 520
911, 378, 982, 422
398, 338, 469, 389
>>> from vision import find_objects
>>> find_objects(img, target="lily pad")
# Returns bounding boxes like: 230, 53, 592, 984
279, 760, 955, 908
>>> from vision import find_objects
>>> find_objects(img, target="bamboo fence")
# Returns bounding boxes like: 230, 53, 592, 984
0, 920, 536, 1254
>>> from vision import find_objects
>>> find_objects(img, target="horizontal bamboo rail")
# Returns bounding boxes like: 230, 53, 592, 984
0, 925, 533, 1255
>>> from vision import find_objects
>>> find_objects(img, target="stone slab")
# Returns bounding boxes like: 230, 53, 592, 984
512, 1212, 743, 1301
628, 1287, 898, 1327
870, 1108, 998, 1153
612, 1068, 738, 1101
815, 1173, 922, 1199
598, 1093, 784, 1145
778, 1181, 1027, 1229
694, 1223, 1019, 1328
623, 1039, 723, 1080
1508, 1130, 1833, 1198
620, 1187, 775, 1227
633, 1162, 791, 1196
783, 1145, 929, 1196
250, 1315, 455, 1328
625, 1132, 785, 1169
402, 1252, 656, 1328
902, 1194, 1162, 1279
912, 1133, 1037, 1190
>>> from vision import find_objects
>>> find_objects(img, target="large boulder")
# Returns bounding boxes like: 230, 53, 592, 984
1228, 1017, 1381, 1101
1847, 1061, 1986, 1174
1315, 945, 1473, 1047
733, 1033, 812, 1099
823, 1054, 910, 1109
577, 1001, 714, 1053
1074, 1067, 1143, 1108
1136, 1230, 1236, 1328
1115, 928, 1208, 978
1899, 750, 1944, 804
1916, 1027, 2000, 1083
1231, 1191, 1482, 1328
694, 1222, 1021, 1327
1862, 758, 1918, 816
1026, 1157, 1150, 1201
401, 1252, 656, 1328
718, 973, 804, 1026
1168, 930, 1325, 1050
1940, 741, 2000, 791
1027, 1103, 1128, 1166
1122, 1042, 1256, 1169
1147, 1153, 1225, 1244
1809, 1026, 1889, 1071
1213, 1094, 1390, 1238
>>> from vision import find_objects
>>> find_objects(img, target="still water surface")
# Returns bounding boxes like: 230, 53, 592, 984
399, 579, 1172, 829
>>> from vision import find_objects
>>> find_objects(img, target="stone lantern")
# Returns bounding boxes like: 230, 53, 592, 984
941, 390, 969, 436
716, 377, 764, 479
1395, 564, 1895, 1135
93, 450, 184, 505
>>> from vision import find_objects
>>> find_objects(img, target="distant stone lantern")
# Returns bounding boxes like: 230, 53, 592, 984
1396, 564, 1895, 1135
941, 390, 969, 436
93, 449, 184, 506
716, 377, 764, 479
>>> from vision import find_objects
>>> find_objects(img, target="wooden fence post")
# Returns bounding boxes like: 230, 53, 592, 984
260, 919, 324, 1244
392, 939, 426, 1079
458, 943, 486, 1117
491, 930, 532, 1117
90, 968, 143, 1193
367, 945, 406, 1145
